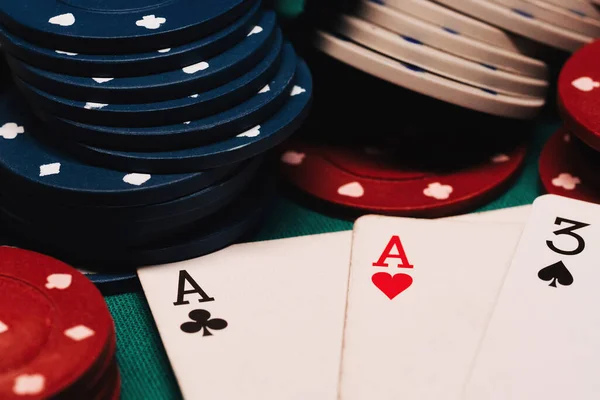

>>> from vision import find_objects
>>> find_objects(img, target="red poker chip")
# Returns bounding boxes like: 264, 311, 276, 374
558, 40, 600, 152
279, 137, 527, 217
539, 127, 600, 203
0, 247, 114, 399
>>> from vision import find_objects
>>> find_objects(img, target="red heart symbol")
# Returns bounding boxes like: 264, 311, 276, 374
372, 272, 413, 300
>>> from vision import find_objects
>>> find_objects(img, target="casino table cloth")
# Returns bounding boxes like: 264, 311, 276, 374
107, 119, 559, 399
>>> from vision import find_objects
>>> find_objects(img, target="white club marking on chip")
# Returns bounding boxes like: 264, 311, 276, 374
0, 122, 24, 139
55, 50, 78, 56
64, 325, 95, 341
136, 15, 166, 30
39, 163, 60, 177
237, 125, 260, 138
13, 374, 45, 395
572, 76, 600, 92
157, 48, 171, 53
290, 85, 306, 97
92, 77, 114, 84
0, 320, 7, 334
338, 182, 365, 198
423, 182, 453, 200
189, 94, 199, 99
552, 173, 581, 190
491, 153, 510, 163
48, 13, 75, 27
183, 121, 191, 125
247, 25, 263, 36
258, 84, 270, 94
182, 61, 209, 74
45, 274, 72, 290
281, 150, 305, 166
123, 173, 151, 186
84, 102, 108, 110
563, 133, 571, 143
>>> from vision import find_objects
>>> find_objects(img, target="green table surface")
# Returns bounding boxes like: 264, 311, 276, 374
106, 118, 560, 399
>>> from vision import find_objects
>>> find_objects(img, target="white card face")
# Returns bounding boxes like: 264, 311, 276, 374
137, 232, 352, 400
339, 216, 523, 400
464, 195, 600, 400
448, 205, 531, 223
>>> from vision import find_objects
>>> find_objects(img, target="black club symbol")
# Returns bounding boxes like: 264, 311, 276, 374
180, 309, 228, 336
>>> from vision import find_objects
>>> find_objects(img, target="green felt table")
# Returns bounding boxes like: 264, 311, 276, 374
106, 119, 560, 399
103, 2, 566, 398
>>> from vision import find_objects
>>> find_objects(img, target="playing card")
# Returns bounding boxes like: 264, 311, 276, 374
339, 216, 523, 400
137, 232, 351, 400
464, 195, 600, 399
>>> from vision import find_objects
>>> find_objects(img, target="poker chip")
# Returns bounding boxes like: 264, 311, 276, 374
279, 132, 528, 218
7, 12, 278, 105
0, 1, 262, 77
0, 247, 118, 398
314, 30, 544, 119
434, 0, 593, 52
19, 31, 285, 129
380, 0, 543, 56
355, 0, 548, 78
0, 0, 253, 53
538, 128, 600, 204
0, 0, 308, 293
332, 14, 548, 98
558, 40, 600, 152
55, 59, 313, 173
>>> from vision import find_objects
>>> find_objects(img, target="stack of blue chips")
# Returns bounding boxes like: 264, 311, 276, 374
0, 0, 313, 294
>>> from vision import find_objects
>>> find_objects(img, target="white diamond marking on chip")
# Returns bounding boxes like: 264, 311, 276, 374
258, 85, 270, 94
65, 325, 95, 341
92, 77, 114, 84
290, 85, 306, 96
183, 121, 191, 125
158, 48, 171, 53
182, 61, 209, 74
248, 25, 263, 36
491, 153, 510, 163
552, 173, 581, 190
189, 94, 199, 99
338, 182, 364, 198
572, 76, 600, 92
136, 15, 166, 30
55, 50, 78, 56
45, 274, 72, 290
281, 151, 305, 166
84, 102, 108, 110
13, 375, 45, 395
0, 320, 7, 334
423, 182, 453, 200
123, 173, 151, 186
39, 163, 60, 177
49, 13, 75, 27
237, 126, 260, 138
0, 122, 24, 139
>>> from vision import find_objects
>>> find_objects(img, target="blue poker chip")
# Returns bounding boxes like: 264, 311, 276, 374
0, 0, 253, 54
29, 30, 285, 132
0, 1, 261, 77
0, 157, 262, 246
0, 168, 274, 268
0, 86, 239, 206
38, 41, 296, 152
56, 58, 313, 173
8, 11, 278, 106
